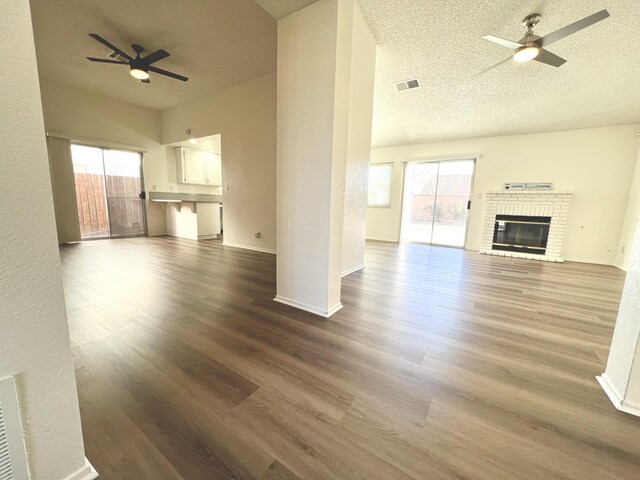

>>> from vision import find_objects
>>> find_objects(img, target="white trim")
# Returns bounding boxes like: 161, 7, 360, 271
46, 130, 147, 153
60, 458, 99, 480
222, 242, 276, 254
562, 257, 616, 266
398, 153, 480, 163
341, 264, 365, 277
365, 237, 398, 243
596, 374, 640, 417
273, 295, 343, 318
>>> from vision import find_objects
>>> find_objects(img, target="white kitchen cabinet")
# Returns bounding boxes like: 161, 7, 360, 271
165, 202, 221, 240
175, 147, 222, 186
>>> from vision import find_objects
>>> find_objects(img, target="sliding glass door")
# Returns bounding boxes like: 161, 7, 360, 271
103, 149, 145, 237
401, 159, 475, 247
71, 145, 146, 239
71, 145, 110, 239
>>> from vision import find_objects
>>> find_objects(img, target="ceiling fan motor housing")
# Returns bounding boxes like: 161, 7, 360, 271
522, 13, 541, 30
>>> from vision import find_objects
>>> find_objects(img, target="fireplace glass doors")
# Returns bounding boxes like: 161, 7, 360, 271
492, 215, 551, 255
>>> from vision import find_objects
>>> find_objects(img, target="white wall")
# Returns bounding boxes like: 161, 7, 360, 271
341, 1, 376, 275
39, 79, 220, 237
616, 147, 640, 270
162, 73, 277, 253
0, 2, 94, 478
367, 124, 640, 265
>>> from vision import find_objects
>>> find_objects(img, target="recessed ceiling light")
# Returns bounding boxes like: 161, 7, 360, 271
189, 139, 197, 145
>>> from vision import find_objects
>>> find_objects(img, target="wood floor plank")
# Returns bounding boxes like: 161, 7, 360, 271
75, 366, 185, 480
260, 460, 303, 480
58, 237, 640, 480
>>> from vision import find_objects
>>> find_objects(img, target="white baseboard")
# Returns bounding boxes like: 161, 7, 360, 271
341, 264, 365, 277
61, 458, 98, 480
365, 237, 398, 243
596, 374, 640, 417
563, 257, 615, 266
273, 295, 343, 318
223, 242, 276, 255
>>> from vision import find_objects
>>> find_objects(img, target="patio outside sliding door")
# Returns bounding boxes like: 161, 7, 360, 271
401, 159, 475, 247
71, 144, 146, 239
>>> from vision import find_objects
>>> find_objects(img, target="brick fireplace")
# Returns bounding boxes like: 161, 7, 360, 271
480, 191, 572, 262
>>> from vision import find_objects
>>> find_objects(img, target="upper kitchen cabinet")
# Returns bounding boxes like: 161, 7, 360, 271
175, 147, 222, 186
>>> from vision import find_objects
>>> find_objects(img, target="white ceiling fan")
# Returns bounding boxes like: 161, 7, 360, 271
477, 9, 610, 75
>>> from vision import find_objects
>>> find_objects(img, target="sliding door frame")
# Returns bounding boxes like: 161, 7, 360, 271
399, 156, 477, 249
71, 142, 147, 239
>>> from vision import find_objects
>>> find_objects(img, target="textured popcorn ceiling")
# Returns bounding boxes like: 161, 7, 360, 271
30, 0, 277, 110
258, 0, 640, 147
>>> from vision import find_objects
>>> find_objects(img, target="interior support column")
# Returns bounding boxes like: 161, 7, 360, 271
275, 0, 376, 317
598, 219, 640, 416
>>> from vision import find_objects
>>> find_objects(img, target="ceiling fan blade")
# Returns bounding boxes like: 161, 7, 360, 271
89, 33, 133, 61
473, 56, 513, 77
148, 66, 189, 82
86, 57, 129, 65
534, 49, 567, 67
482, 35, 523, 50
142, 49, 170, 65
141, 78, 151, 84
538, 9, 610, 47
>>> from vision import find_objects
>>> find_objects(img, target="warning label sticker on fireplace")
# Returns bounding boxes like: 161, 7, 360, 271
504, 183, 553, 191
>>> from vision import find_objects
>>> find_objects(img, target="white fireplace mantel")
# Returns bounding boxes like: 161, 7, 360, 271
480, 191, 573, 262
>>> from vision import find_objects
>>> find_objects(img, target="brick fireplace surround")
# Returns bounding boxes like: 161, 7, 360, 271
480, 191, 573, 262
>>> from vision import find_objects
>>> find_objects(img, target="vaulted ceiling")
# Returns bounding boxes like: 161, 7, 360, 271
30, 0, 277, 110
31, 0, 640, 147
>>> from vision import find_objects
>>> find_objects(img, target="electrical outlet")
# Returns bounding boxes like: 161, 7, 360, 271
152, 184, 157, 190
254, 232, 261, 239
169, 185, 174, 191
225, 184, 230, 191
621, 246, 626, 254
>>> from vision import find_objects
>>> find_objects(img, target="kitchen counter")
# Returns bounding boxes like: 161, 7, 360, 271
148, 191, 223, 204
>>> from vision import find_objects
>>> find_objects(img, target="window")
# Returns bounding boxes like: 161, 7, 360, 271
368, 163, 393, 207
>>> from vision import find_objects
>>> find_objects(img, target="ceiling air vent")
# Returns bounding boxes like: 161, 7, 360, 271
394, 78, 421, 92
108, 51, 127, 62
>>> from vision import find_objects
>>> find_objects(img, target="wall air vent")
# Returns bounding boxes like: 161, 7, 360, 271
394, 78, 421, 92
0, 377, 30, 480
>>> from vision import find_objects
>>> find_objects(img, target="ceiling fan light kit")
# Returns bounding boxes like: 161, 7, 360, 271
129, 68, 149, 80
86, 34, 188, 84
479, 9, 610, 74
513, 45, 540, 63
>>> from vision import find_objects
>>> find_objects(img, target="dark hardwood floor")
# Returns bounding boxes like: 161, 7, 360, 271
60, 237, 640, 479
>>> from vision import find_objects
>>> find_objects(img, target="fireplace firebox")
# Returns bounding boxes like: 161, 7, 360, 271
492, 215, 551, 255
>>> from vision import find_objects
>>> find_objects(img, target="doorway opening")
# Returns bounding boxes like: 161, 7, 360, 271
71, 144, 146, 239
400, 159, 475, 247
